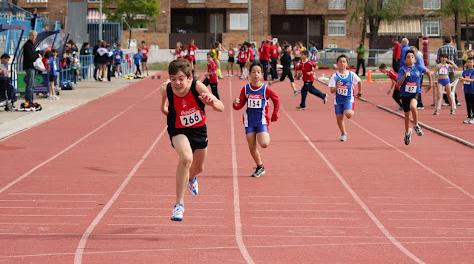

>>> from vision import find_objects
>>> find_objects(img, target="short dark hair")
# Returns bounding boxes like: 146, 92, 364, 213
467, 57, 474, 61
336, 54, 348, 63
379, 63, 387, 69
301, 50, 308, 56
444, 36, 452, 44
168, 59, 192, 78
0, 53, 10, 59
440, 53, 448, 58
249, 62, 263, 73
405, 50, 415, 58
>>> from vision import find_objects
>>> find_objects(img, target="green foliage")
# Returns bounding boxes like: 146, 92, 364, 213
103, 0, 160, 29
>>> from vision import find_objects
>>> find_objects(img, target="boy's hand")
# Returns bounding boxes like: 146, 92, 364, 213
199, 93, 214, 105
233, 98, 240, 105
336, 81, 343, 88
404, 68, 411, 78
271, 113, 278, 122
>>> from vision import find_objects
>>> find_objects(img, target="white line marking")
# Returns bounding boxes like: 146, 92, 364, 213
253, 225, 370, 229
122, 201, 224, 204
383, 210, 474, 213
229, 77, 255, 264
0, 223, 79, 226
371, 203, 474, 206
73, 127, 166, 264
117, 207, 224, 211
6, 241, 474, 259
390, 218, 474, 221
368, 196, 465, 200
252, 216, 361, 220
395, 227, 474, 230
249, 209, 357, 212
125, 194, 223, 197
0, 206, 94, 210
283, 107, 425, 264
0, 88, 160, 195
0, 214, 87, 217
247, 202, 350, 205
351, 120, 474, 200
112, 215, 224, 219
7, 193, 103, 196
248, 195, 345, 199
106, 223, 225, 227
0, 200, 98, 203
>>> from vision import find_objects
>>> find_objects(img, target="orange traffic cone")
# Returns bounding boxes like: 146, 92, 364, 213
366, 69, 374, 83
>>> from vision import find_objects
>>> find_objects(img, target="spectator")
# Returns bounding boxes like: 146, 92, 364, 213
400, 38, 410, 66
356, 41, 366, 76
133, 48, 143, 78
437, 36, 460, 106
140, 41, 149, 76
392, 38, 401, 72
30, 9, 38, 31
80, 42, 91, 80
22, 30, 39, 108
92, 40, 101, 81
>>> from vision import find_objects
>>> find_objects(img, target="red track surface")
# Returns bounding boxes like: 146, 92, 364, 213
0, 74, 473, 263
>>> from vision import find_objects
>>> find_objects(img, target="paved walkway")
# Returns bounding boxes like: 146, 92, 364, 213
0, 72, 160, 140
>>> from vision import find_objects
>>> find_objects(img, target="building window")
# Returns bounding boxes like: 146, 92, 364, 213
328, 0, 346, 10
26, 0, 48, 2
187, 0, 206, 3
229, 13, 248, 30
229, 0, 248, 3
87, 0, 100, 3
422, 20, 440, 36
328, 20, 346, 36
286, 0, 304, 10
423, 0, 441, 10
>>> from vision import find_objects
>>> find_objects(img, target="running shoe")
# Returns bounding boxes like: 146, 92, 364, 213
251, 165, 265, 178
339, 133, 348, 142
433, 111, 440, 115
470, 119, 474, 124
450, 109, 456, 115
404, 128, 413, 145
414, 124, 423, 136
296, 106, 306, 110
170, 203, 184, 221
188, 177, 199, 196
463, 118, 471, 124
417, 106, 425, 110
293, 90, 300, 96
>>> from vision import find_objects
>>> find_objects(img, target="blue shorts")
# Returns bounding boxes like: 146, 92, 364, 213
438, 78, 450, 86
334, 100, 354, 115
245, 124, 268, 134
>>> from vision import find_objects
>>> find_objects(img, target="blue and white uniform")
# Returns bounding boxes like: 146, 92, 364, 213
397, 65, 426, 112
243, 83, 268, 133
328, 71, 361, 115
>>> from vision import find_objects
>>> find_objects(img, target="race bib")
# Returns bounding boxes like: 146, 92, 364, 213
247, 98, 262, 108
115, 55, 121, 59
439, 67, 448, 75
405, 82, 417, 93
337, 86, 349, 96
180, 111, 203, 127
190, 51, 195, 56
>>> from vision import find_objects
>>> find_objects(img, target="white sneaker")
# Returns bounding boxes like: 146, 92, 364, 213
463, 118, 471, 124
469, 119, 474, 124
170, 203, 184, 221
404, 128, 413, 145
339, 133, 348, 142
188, 177, 199, 196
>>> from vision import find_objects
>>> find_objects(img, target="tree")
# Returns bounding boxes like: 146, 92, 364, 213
440, 0, 474, 56
103, 0, 160, 29
349, 0, 408, 65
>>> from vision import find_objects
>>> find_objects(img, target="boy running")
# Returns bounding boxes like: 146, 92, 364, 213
160, 59, 224, 221
296, 50, 327, 110
379, 63, 402, 110
328, 54, 362, 142
233, 62, 280, 178
396, 51, 433, 145
267, 44, 299, 95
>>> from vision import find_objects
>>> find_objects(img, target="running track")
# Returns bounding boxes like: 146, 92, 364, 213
0, 75, 472, 263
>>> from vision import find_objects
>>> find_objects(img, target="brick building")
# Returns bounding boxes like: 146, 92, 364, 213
13, 0, 465, 52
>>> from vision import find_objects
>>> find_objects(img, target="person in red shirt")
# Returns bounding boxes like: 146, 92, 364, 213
187, 39, 198, 75
202, 52, 219, 99
297, 50, 327, 110
233, 62, 279, 178
259, 40, 271, 81
140, 41, 150, 76
227, 43, 236, 76
269, 42, 280, 80
392, 39, 401, 72
160, 59, 224, 221
237, 44, 248, 78
379, 63, 402, 110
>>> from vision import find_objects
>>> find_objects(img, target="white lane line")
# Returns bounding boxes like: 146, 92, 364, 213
229, 77, 255, 264
247, 202, 350, 205
395, 227, 474, 230
112, 215, 224, 219
0, 200, 98, 203
368, 196, 465, 200
351, 120, 474, 200
6, 240, 474, 260
252, 216, 361, 220
0, 88, 160, 195
122, 201, 224, 204
0, 207, 94, 210
283, 107, 425, 264
253, 225, 370, 229
73, 127, 166, 264
249, 209, 357, 212
117, 207, 224, 211
248, 195, 345, 199
0, 223, 80, 226
125, 194, 224, 197
383, 210, 474, 213
371, 203, 474, 206
0, 214, 87, 217
390, 218, 474, 221
7, 193, 103, 196
106, 223, 225, 227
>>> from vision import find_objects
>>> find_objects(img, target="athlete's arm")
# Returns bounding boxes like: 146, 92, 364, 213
328, 74, 337, 93
160, 80, 170, 116
195, 81, 224, 112
232, 88, 247, 110
266, 87, 280, 122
